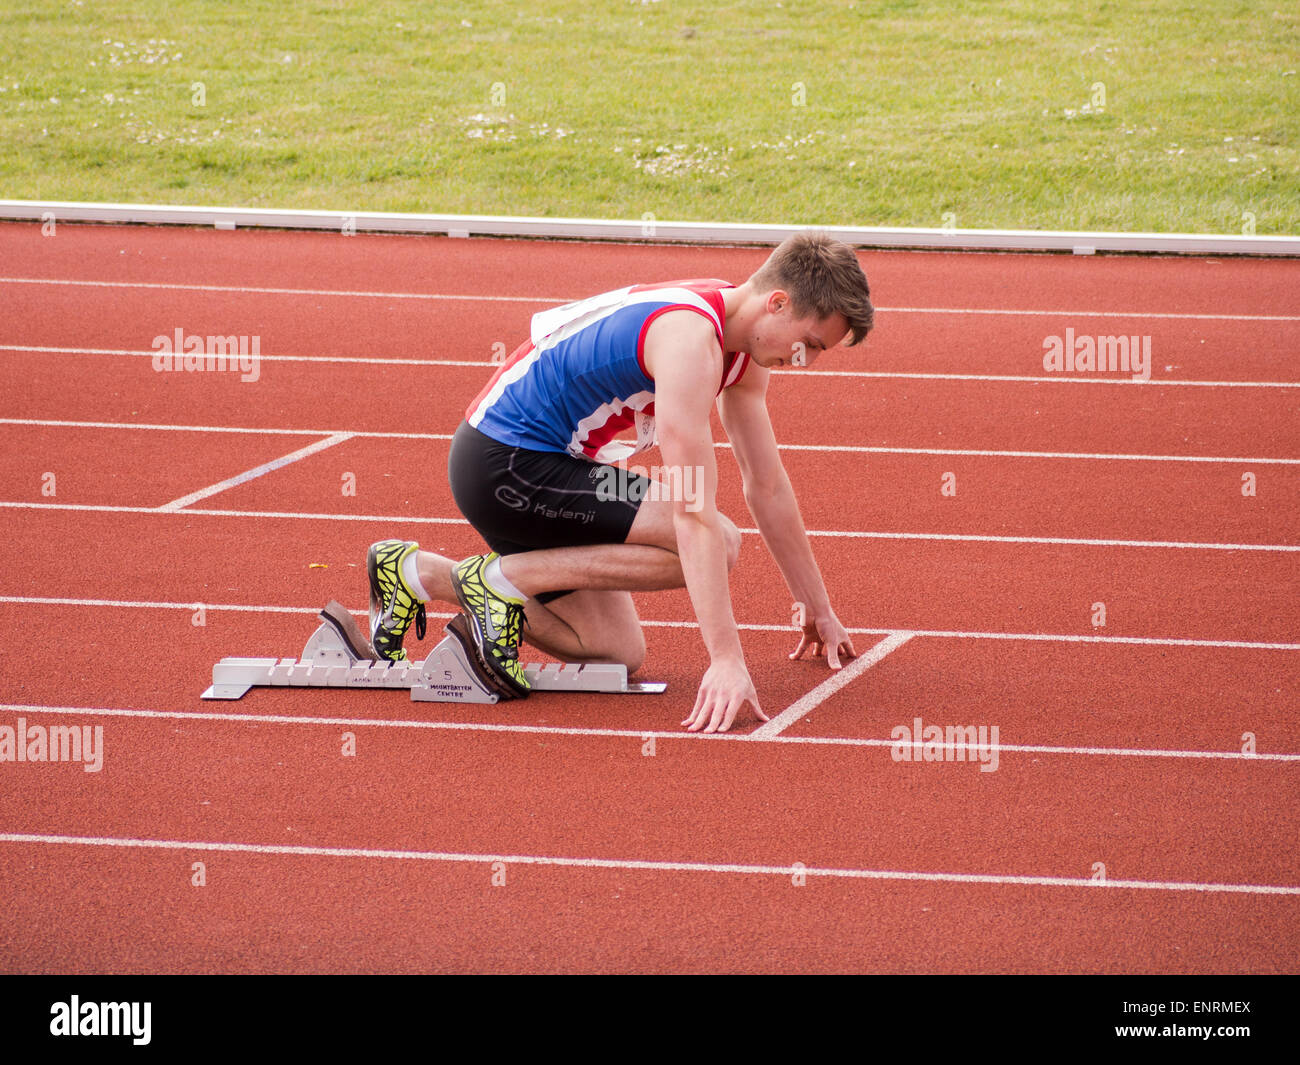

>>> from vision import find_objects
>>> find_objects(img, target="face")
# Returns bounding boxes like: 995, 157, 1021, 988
749, 289, 849, 370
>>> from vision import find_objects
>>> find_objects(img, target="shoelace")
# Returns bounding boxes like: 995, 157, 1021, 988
385, 583, 426, 639
498, 602, 525, 662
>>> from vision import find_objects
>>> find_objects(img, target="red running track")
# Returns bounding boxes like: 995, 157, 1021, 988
0, 222, 1296, 973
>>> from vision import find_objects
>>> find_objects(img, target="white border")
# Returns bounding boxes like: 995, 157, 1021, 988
2, 199, 1297, 255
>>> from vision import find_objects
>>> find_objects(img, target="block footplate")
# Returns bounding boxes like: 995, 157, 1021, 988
201, 600, 666, 703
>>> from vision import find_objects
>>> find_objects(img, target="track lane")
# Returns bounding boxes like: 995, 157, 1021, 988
2, 712, 1296, 889
0, 510, 1295, 643
2, 220, 1297, 975
4, 842, 1295, 972
3, 604, 1295, 755
0, 425, 344, 509
171, 434, 1300, 547
3, 221, 1297, 316
3, 351, 1297, 458
10, 427, 1295, 545
4, 284, 1296, 384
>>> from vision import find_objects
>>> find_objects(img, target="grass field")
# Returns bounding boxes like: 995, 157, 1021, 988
1, 0, 1296, 233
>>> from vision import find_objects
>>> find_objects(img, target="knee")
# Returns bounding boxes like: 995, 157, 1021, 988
581, 618, 645, 675
720, 514, 741, 572
617, 627, 647, 675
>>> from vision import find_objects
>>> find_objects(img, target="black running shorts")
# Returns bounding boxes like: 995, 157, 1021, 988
447, 421, 653, 602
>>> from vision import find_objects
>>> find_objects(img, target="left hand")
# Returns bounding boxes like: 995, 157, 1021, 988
681, 655, 767, 734
789, 611, 857, 670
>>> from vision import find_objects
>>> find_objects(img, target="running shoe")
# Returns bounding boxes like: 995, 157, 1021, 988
444, 613, 520, 701
451, 552, 531, 698
367, 539, 427, 662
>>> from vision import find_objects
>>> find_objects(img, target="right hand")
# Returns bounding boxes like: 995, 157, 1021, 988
681, 657, 767, 734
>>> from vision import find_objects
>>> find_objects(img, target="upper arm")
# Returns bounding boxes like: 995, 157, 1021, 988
717, 361, 785, 492
642, 311, 724, 513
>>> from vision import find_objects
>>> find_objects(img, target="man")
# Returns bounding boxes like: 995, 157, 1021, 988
367, 231, 874, 733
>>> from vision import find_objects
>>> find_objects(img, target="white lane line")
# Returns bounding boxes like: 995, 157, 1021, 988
890, 306, 1300, 323
0, 502, 469, 524
1, 596, 1297, 651
156, 433, 353, 511
2, 277, 1297, 321
0, 597, 332, 613
1, 344, 493, 369
1, 832, 1295, 895
792, 529, 1300, 552
5, 346, 1298, 389
6, 702, 1299, 762
0, 277, 549, 303
2, 500, 1296, 552
794, 370, 1300, 388
3, 417, 1298, 465
752, 632, 915, 738
763, 442, 1300, 464
0, 416, 459, 440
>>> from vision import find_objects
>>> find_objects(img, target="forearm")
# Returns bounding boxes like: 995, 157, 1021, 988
674, 512, 744, 662
745, 474, 831, 615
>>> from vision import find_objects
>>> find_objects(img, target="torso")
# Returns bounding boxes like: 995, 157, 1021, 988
466, 279, 751, 463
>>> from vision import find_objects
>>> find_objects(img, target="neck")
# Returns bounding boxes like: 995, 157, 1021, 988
721, 283, 755, 352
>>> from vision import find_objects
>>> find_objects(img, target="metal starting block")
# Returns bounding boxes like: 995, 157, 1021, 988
201, 600, 666, 703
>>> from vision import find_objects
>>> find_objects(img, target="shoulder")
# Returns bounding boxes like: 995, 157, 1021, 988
641, 309, 723, 381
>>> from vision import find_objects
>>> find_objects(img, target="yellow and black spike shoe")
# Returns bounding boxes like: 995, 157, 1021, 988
367, 539, 427, 662
451, 552, 531, 698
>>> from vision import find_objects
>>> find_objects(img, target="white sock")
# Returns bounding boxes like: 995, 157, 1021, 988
401, 550, 432, 602
484, 556, 526, 603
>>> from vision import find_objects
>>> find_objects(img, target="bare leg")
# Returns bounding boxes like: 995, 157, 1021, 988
505, 541, 685, 595
412, 546, 647, 668
497, 496, 739, 599
415, 550, 457, 605
519, 589, 647, 672
411, 496, 740, 670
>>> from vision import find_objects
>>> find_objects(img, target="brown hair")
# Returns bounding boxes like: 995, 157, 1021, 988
748, 231, 874, 346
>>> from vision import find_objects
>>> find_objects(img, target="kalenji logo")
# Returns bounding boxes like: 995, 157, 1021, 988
50, 996, 151, 1045
593, 464, 704, 512
151, 328, 261, 382
1042, 329, 1151, 382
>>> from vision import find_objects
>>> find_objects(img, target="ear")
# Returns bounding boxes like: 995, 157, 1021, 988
764, 288, 790, 314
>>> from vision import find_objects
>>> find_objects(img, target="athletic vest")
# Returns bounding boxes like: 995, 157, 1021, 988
466, 279, 751, 463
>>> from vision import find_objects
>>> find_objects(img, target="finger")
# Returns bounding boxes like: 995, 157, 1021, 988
788, 634, 809, 661
707, 696, 738, 738
683, 682, 708, 726
842, 636, 858, 659
688, 694, 719, 732
705, 691, 740, 734
827, 641, 842, 670
724, 691, 767, 732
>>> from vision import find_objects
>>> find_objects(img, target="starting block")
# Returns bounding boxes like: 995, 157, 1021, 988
201, 601, 666, 703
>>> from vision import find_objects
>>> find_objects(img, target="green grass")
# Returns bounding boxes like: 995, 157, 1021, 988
1, 0, 1296, 233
